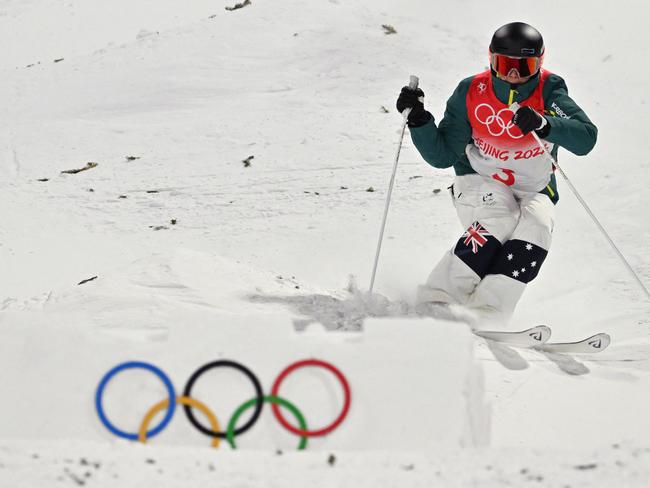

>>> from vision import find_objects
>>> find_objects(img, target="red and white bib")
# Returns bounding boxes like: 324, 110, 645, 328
465, 69, 554, 192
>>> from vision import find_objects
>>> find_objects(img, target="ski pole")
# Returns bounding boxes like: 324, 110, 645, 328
510, 102, 650, 300
368, 75, 419, 295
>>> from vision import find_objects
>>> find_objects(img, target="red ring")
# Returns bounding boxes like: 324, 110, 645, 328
271, 359, 351, 437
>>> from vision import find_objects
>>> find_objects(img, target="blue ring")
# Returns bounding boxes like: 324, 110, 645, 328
95, 361, 176, 440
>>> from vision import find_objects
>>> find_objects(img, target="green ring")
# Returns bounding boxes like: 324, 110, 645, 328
226, 395, 308, 450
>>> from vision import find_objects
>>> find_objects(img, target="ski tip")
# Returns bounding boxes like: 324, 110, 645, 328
585, 333, 611, 351
473, 324, 552, 347
536, 332, 612, 354
528, 325, 552, 343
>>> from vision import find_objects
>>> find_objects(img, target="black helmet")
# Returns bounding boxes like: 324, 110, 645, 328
490, 22, 544, 58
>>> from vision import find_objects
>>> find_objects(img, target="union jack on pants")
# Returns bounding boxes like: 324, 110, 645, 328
463, 222, 491, 254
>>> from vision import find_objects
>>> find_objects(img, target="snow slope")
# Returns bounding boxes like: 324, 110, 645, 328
1, 0, 650, 485
3, 439, 650, 488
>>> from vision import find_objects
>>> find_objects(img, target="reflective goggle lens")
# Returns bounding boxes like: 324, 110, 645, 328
491, 53, 541, 78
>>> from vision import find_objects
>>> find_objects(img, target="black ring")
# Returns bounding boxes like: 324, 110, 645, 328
182, 360, 264, 439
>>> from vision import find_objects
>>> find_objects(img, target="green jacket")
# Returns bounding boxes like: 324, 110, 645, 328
409, 71, 598, 202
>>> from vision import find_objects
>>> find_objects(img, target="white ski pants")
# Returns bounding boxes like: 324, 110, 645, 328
416, 174, 555, 321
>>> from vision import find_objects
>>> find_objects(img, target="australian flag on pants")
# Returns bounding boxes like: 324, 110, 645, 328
462, 222, 491, 254
488, 239, 548, 284
454, 221, 502, 279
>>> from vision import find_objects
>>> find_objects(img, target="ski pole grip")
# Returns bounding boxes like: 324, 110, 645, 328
510, 101, 521, 113
408, 75, 419, 90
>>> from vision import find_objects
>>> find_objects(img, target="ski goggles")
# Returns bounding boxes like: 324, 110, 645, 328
490, 52, 543, 78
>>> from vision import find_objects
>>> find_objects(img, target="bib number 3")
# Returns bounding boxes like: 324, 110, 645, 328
492, 168, 516, 186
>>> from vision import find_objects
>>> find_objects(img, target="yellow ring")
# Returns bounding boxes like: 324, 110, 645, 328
139, 396, 221, 448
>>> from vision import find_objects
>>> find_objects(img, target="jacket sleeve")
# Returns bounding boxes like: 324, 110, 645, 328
543, 74, 598, 156
408, 78, 473, 169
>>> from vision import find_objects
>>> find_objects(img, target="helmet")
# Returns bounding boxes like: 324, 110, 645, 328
490, 22, 544, 57
489, 22, 544, 79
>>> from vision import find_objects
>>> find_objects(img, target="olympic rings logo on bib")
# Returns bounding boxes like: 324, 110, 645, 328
474, 103, 524, 139
95, 359, 351, 450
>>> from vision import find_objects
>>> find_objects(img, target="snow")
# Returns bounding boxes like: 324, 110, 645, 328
3, 440, 650, 487
1, 0, 650, 486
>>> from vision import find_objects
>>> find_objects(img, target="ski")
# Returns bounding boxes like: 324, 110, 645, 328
534, 333, 611, 354
474, 325, 551, 347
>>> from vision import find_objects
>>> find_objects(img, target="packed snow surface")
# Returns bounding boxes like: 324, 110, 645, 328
1, 0, 650, 486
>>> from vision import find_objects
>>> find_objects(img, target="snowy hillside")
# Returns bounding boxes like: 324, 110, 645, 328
1, 0, 650, 486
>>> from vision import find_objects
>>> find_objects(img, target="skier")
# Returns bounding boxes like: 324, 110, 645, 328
396, 22, 597, 325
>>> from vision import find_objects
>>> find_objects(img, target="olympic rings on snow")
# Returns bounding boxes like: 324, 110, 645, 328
139, 396, 221, 448
271, 359, 351, 437
96, 361, 176, 441
95, 358, 351, 449
227, 396, 308, 450
182, 360, 264, 439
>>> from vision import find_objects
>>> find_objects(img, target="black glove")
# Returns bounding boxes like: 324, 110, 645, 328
396, 86, 432, 128
513, 106, 550, 137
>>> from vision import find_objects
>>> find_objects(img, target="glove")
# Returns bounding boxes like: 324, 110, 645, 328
512, 106, 550, 137
396, 86, 432, 128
